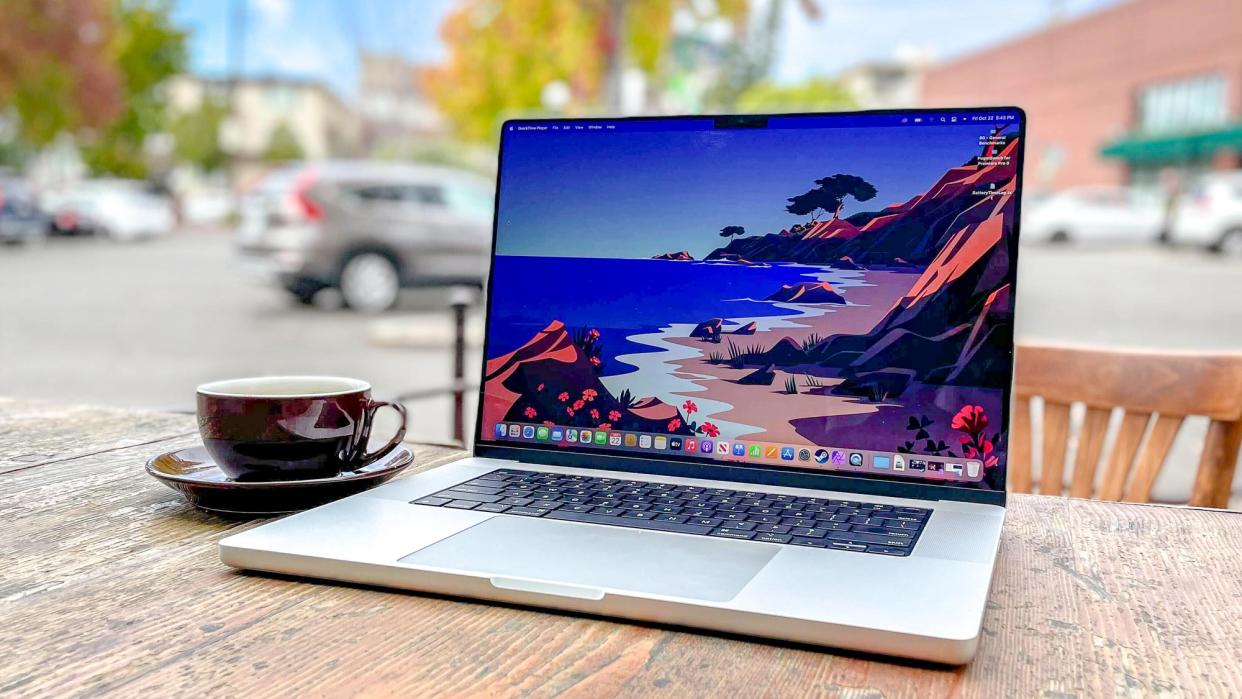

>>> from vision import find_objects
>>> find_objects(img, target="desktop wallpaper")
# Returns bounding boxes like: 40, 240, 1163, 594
481, 114, 1021, 491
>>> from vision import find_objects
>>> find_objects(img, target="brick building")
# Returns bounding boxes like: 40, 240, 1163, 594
921, 0, 1242, 194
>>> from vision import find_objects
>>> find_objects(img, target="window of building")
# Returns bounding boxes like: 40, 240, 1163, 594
1137, 74, 1227, 134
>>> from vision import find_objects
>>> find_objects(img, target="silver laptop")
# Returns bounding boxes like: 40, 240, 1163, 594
221, 107, 1026, 664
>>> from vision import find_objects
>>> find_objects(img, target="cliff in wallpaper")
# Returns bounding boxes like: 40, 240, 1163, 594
482, 321, 695, 436
704, 132, 1019, 268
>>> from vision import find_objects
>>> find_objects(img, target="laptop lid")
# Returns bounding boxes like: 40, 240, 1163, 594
474, 108, 1025, 507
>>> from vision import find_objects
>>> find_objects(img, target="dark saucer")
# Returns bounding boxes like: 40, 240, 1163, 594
146, 445, 415, 516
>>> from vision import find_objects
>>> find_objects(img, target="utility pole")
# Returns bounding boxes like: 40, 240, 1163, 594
600, 0, 626, 113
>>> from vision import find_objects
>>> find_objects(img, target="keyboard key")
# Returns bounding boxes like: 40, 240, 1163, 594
755, 524, 791, 534
623, 511, 657, 520
791, 527, 828, 538
475, 503, 510, 513
827, 541, 867, 552
720, 520, 756, 531
500, 497, 533, 506
689, 517, 724, 527
827, 532, 912, 547
506, 506, 551, 516
790, 536, 827, 548
546, 510, 714, 535
753, 532, 793, 544
438, 490, 503, 503
654, 514, 688, 523
450, 484, 504, 495
445, 500, 479, 510
412, 496, 451, 506
867, 545, 911, 556
709, 528, 756, 540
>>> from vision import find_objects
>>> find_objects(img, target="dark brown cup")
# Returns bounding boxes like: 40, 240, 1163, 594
196, 376, 407, 482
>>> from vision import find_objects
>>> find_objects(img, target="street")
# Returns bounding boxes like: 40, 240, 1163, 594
2, 232, 1240, 500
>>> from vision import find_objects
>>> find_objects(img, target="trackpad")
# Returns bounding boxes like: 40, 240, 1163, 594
400, 516, 777, 602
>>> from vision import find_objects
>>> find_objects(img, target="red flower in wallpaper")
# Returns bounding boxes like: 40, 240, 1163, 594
566, 406, 575, 417
557, 391, 570, 402
524, 406, 537, 419
589, 408, 600, 420
682, 400, 698, 414
667, 418, 682, 432
572, 399, 585, 410
588, 328, 600, 341
598, 423, 612, 430
954, 404, 999, 468
582, 389, 598, 402
700, 422, 720, 438
537, 383, 545, 392
608, 410, 621, 422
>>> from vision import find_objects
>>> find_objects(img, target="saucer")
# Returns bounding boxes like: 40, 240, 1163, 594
146, 445, 415, 516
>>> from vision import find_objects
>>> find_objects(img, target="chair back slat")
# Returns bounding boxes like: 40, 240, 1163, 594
1123, 414, 1184, 503
1067, 406, 1111, 499
1190, 420, 1242, 508
1009, 396, 1033, 493
1098, 411, 1151, 501
1038, 401, 1072, 496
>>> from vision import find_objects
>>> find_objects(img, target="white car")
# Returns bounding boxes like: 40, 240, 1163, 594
44, 179, 175, 241
1022, 185, 1163, 245
1170, 172, 1242, 253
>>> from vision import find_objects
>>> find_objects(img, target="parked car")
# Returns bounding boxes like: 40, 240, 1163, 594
43, 179, 175, 241
239, 161, 495, 312
1169, 171, 1242, 253
0, 178, 49, 245
1021, 185, 1163, 244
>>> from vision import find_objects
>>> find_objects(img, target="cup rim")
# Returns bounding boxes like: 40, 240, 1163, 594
196, 375, 371, 399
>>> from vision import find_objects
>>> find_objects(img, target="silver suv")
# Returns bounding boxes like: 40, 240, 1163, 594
239, 161, 494, 311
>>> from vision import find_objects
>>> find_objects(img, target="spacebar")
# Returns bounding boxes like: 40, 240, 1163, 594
544, 510, 714, 535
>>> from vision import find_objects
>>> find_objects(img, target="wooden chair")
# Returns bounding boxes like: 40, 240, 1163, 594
1010, 344, 1242, 507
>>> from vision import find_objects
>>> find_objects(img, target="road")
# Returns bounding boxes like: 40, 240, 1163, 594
2, 232, 1239, 500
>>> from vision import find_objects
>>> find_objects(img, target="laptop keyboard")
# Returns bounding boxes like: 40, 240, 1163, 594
411, 469, 929, 557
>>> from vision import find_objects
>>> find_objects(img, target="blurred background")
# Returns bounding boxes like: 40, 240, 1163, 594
1, 0, 1240, 501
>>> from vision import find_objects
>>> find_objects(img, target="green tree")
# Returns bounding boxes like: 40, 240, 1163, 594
169, 97, 228, 173
263, 123, 304, 163
736, 78, 856, 114
80, 0, 187, 178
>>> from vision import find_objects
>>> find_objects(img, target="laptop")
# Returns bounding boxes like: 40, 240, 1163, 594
221, 107, 1026, 664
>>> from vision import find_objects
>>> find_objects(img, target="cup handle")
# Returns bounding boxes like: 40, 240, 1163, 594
359, 399, 408, 463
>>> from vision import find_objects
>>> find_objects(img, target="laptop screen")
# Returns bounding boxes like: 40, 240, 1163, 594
479, 109, 1023, 493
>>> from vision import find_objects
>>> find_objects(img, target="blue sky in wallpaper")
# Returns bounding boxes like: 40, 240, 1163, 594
495, 121, 996, 259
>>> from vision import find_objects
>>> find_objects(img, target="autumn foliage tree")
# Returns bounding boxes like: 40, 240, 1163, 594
421, 0, 749, 143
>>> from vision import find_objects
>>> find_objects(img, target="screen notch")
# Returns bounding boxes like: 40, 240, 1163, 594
714, 115, 768, 129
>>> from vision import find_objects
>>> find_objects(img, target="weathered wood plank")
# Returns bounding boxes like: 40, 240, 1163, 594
2, 402, 1241, 698
0, 398, 196, 474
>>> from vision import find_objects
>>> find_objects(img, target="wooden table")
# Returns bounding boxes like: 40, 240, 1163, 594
2, 398, 1240, 697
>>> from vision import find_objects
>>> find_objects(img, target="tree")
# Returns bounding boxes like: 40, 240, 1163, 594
736, 77, 855, 114
719, 225, 745, 240
0, 0, 123, 148
170, 97, 228, 173
786, 174, 878, 223
263, 123, 304, 163
421, 0, 750, 143
79, 0, 187, 178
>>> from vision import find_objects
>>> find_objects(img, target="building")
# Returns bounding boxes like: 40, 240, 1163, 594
167, 75, 361, 178
920, 0, 1242, 193
837, 52, 932, 110
357, 53, 443, 152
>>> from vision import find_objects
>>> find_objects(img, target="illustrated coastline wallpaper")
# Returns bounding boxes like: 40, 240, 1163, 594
483, 119, 1020, 490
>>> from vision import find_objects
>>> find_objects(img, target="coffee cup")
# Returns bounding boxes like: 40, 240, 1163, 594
196, 376, 407, 481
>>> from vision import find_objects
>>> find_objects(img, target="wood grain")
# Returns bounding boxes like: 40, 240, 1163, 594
1, 400, 1241, 698
1038, 400, 1072, 496
1068, 406, 1111, 499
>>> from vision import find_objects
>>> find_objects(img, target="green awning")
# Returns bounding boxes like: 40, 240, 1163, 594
1100, 122, 1242, 163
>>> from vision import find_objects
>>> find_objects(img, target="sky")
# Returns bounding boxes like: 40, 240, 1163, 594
173, 0, 1126, 101
494, 117, 1006, 259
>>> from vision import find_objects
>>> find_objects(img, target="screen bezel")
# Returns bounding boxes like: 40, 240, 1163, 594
472, 106, 1026, 508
